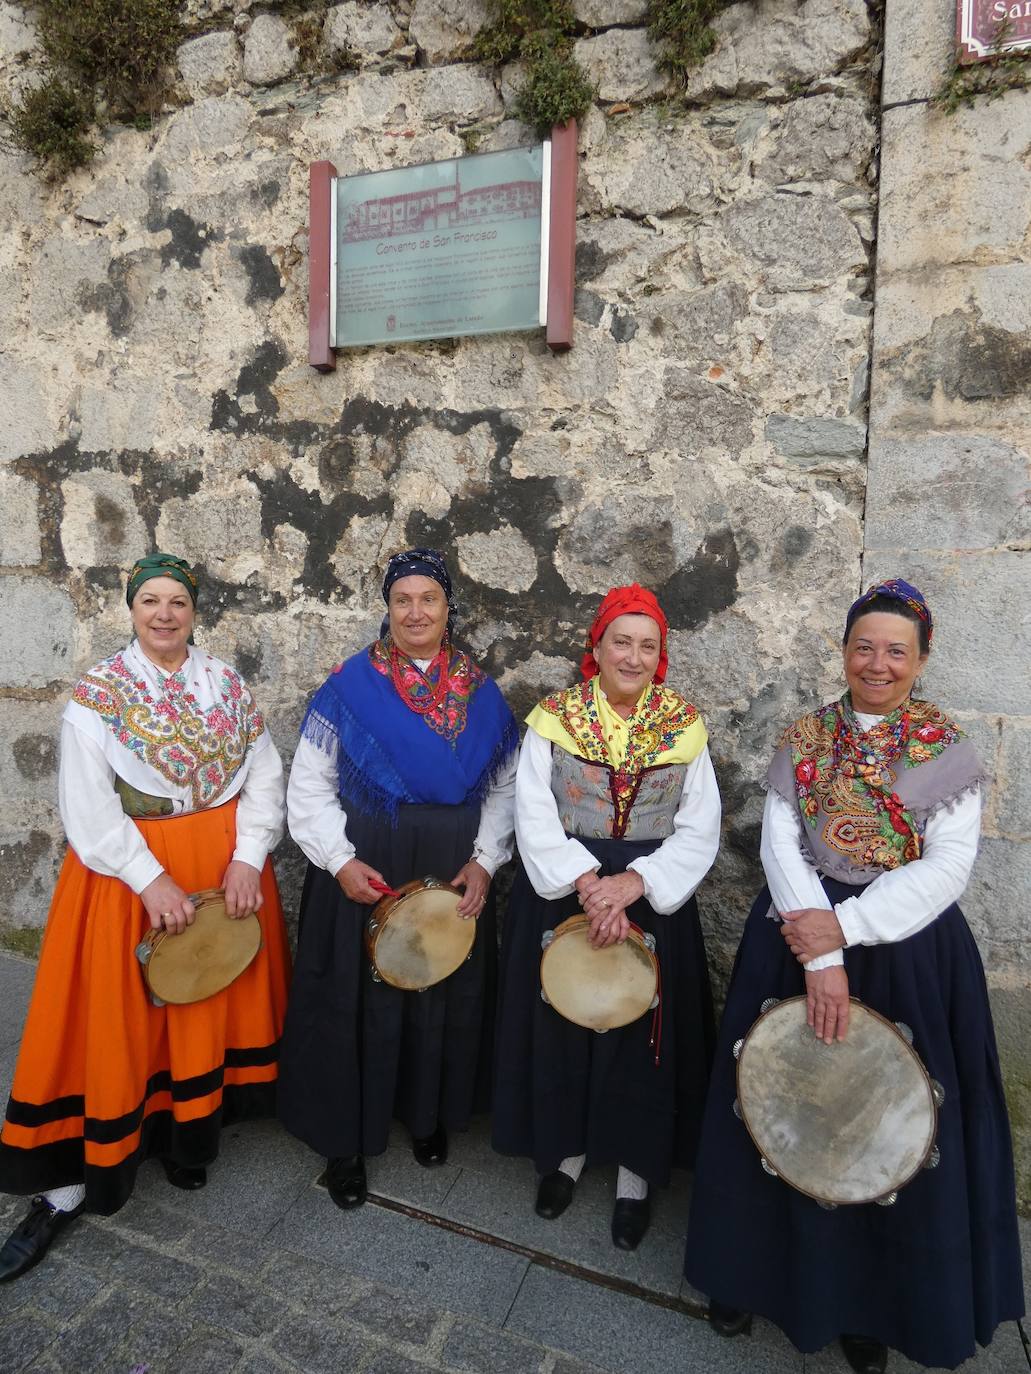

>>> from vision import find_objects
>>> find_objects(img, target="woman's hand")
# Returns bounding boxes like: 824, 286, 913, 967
805, 966, 851, 1044
140, 874, 196, 936
336, 858, 389, 905
451, 859, 490, 919
587, 907, 631, 949
780, 907, 846, 963
222, 860, 264, 918
580, 872, 644, 923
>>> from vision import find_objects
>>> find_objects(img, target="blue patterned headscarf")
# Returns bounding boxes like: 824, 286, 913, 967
845, 578, 933, 645
381, 548, 457, 638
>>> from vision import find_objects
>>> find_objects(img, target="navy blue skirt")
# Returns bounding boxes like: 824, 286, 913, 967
492, 835, 716, 1185
277, 802, 495, 1158
683, 879, 1024, 1368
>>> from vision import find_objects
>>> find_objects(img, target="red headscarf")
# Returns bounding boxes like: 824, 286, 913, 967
580, 583, 669, 683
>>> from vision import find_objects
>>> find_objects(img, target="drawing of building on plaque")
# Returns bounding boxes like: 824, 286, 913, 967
343, 165, 541, 242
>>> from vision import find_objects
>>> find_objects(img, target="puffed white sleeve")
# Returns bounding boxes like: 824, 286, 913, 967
627, 746, 722, 914
471, 749, 518, 877
515, 729, 599, 899
232, 730, 286, 870
59, 719, 165, 894
760, 789, 844, 971
286, 735, 356, 876
833, 789, 981, 948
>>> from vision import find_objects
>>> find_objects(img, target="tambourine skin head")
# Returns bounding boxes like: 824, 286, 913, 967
365, 877, 472, 991
538, 912, 658, 1032
139, 889, 261, 1005
735, 996, 937, 1206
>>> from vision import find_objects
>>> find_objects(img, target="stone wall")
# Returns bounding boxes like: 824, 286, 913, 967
868, 0, 1031, 1205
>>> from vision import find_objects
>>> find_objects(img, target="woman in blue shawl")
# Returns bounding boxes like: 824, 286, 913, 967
278, 550, 518, 1208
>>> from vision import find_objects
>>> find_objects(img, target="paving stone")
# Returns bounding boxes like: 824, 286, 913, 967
108, 1195, 195, 1247
345, 1280, 439, 1345
186, 1271, 281, 1338
0, 1310, 56, 1373
362, 1352, 434, 1374
67, 1222, 201, 1301
0, 1256, 103, 1321
179, 1218, 275, 1276
157, 1327, 244, 1374
258, 1247, 366, 1316
268, 1311, 373, 1373
442, 1316, 547, 1372
49, 1288, 153, 1372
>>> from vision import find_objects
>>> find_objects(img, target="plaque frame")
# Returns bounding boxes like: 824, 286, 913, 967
956, 0, 1031, 63
308, 121, 578, 372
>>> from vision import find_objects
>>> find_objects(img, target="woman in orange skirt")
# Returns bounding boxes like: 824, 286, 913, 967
0, 553, 291, 1281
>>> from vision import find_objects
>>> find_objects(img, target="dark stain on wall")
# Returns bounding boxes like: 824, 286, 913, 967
238, 244, 285, 305
211, 338, 318, 449
895, 310, 1031, 402
154, 208, 222, 270
660, 527, 740, 630
13, 734, 58, 780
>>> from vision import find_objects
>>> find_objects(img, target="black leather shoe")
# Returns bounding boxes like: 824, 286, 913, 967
326, 1154, 367, 1209
0, 1196, 84, 1282
412, 1124, 447, 1167
708, 1302, 752, 1337
535, 1171, 575, 1220
611, 1196, 650, 1251
840, 1334, 887, 1374
161, 1159, 207, 1191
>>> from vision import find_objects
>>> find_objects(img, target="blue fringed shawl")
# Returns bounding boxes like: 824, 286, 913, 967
300, 640, 519, 820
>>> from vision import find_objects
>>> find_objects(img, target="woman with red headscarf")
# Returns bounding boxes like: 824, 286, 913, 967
492, 585, 720, 1251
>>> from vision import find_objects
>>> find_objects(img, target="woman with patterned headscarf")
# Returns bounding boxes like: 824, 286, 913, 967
0, 554, 291, 1283
492, 584, 721, 1251
278, 548, 518, 1208
685, 580, 1023, 1373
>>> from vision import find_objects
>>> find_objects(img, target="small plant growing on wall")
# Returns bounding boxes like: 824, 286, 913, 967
647, 0, 735, 78
473, 0, 595, 133
1, 0, 183, 177
933, 20, 1031, 112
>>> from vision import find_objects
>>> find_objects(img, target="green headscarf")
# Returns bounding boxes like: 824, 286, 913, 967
126, 552, 199, 607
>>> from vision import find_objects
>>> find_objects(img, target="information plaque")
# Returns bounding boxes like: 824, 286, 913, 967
957, 0, 1031, 61
333, 145, 548, 348
308, 122, 578, 370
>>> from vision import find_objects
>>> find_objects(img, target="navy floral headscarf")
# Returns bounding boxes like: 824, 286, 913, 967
381, 548, 457, 637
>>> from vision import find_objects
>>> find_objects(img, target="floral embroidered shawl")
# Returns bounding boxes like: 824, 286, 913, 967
67, 645, 265, 811
527, 679, 706, 837
767, 694, 987, 884
300, 637, 518, 821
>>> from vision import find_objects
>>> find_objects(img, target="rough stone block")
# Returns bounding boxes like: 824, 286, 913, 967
456, 526, 537, 592
880, 0, 955, 106
346, 1282, 438, 1346
755, 93, 875, 185
28, 235, 111, 336
158, 94, 254, 160
243, 14, 298, 86
652, 367, 757, 457
258, 1248, 365, 1314
988, 982, 1031, 1210
0, 471, 41, 565
582, 119, 718, 217
715, 192, 866, 290
575, 0, 649, 24
0, 700, 61, 806
418, 65, 502, 122
878, 97, 1031, 275
78, 375, 162, 454
269, 1312, 373, 1373
862, 550, 1030, 717
155, 482, 263, 583
0, 577, 75, 688
872, 263, 1031, 362
686, 0, 870, 100
865, 433, 1029, 551
0, 1310, 54, 1372
186, 1272, 279, 1338
60, 470, 149, 571
177, 30, 242, 98
574, 28, 669, 102
408, 0, 487, 64
996, 722, 1031, 839
965, 837, 1031, 966
766, 413, 866, 463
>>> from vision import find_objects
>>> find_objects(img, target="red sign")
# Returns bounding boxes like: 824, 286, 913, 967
957, 0, 1031, 63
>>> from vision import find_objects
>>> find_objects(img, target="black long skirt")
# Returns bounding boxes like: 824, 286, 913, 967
683, 879, 1025, 1369
491, 835, 716, 1186
277, 802, 495, 1159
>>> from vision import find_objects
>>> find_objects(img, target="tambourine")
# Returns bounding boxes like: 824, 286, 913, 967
365, 876, 475, 992
733, 995, 942, 1207
540, 914, 659, 1033
135, 888, 261, 1007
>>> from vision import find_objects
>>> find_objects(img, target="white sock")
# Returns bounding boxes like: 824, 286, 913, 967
616, 1166, 648, 1200
558, 1153, 585, 1182
43, 1183, 85, 1213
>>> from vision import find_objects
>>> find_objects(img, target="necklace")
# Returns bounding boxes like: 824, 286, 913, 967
390, 642, 450, 715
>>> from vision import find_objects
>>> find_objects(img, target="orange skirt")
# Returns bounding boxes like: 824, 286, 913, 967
0, 798, 291, 1214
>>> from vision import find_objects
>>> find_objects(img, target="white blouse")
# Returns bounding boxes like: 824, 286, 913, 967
760, 711, 981, 971
515, 726, 722, 914
60, 642, 286, 894
286, 651, 517, 879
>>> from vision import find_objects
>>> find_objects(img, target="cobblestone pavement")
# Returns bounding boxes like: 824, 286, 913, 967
0, 954, 1028, 1374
